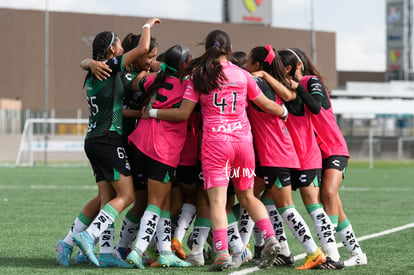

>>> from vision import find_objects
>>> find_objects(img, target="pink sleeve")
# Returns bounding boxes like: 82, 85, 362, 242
246, 73, 262, 100
183, 80, 200, 103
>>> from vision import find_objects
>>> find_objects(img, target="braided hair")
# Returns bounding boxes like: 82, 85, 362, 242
83, 31, 116, 87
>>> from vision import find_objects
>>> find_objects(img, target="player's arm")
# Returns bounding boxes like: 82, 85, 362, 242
142, 99, 197, 122
122, 18, 161, 68
252, 70, 297, 102
252, 93, 288, 119
80, 58, 112, 81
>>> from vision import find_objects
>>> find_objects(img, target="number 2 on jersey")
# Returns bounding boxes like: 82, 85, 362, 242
213, 92, 237, 114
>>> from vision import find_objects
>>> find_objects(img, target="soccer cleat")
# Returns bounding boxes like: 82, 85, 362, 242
273, 253, 295, 266
75, 251, 89, 264
126, 248, 145, 269
203, 246, 214, 264
171, 237, 187, 259
73, 232, 99, 267
150, 258, 160, 267
258, 236, 280, 268
295, 247, 326, 270
344, 253, 367, 267
186, 251, 205, 266
252, 244, 264, 264
158, 252, 192, 267
56, 240, 73, 267
208, 250, 233, 272
115, 246, 131, 260
232, 246, 253, 268
98, 253, 132, 268
318, 256, 344, 270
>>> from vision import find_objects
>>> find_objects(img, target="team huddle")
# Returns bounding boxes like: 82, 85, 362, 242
55, 17, 368, 271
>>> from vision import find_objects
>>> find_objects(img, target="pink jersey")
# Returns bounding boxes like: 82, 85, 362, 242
300, 76, 349, 159
247, 78, 299, 168
184, 61, 261, 143
178, 111, 202, 166
128, 75, 189, 168
284, 98, 322, 170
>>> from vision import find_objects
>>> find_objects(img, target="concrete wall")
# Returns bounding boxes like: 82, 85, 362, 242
1, 8, 337, 119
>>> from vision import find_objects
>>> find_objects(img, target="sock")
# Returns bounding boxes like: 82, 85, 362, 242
263, 199, 290, 255
255, 218, 275, 241
117, 211, 140, 248
279, 205, 318, 254
86, 203, 119, 240
63, 212, 92, 246
155, 210, 172, 253
227, 213, 244, 254
306, 203, 340, 261
337, 217, 363, 255
173, 203, 196, 242
253, 226, 264, 246
99, 223, 116, 254
238, 206, 255, 247
212, 228, 228, 252
329, 215, 339, 233
134, 204, 161, 256
191, 217, 211, 254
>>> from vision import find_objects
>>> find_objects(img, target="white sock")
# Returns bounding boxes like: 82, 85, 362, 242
265, 203, 290, 255
228, 221, 244, 254
280, 206, 318, 254
156, 211, 172, 253
86, 204, 118, 240
99, 225, 116, 254
134, 205, 161, 255
173, 203, 196, 242
117, 211, 140, 248
63, 215, 90, 246
238, 206, 255, 247
308, 204, 340, 261
337, 218, 364, 256
191, 217, 211, 254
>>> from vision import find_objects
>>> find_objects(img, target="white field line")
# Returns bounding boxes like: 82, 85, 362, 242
229, 222, 414, 275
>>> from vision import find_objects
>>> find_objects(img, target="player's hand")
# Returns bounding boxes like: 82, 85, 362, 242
90, 60, 111, 81
145, 18, 161, 28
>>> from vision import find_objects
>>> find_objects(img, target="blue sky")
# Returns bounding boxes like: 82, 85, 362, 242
1, 0, 389, 71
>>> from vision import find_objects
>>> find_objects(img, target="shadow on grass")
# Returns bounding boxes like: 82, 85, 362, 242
0, 256, 97, 270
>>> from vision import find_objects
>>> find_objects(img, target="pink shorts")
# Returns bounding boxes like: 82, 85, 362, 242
201, 141, 255, 191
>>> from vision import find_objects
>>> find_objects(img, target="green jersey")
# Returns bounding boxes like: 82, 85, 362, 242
85, 55, 125, 139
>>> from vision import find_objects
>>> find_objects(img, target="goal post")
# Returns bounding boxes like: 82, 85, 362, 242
16, 118, 88, 166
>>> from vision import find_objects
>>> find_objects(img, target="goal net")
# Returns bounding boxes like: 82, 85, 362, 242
16, 118, 88, 166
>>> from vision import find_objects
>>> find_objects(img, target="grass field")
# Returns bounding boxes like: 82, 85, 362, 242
0, 161, 413, 274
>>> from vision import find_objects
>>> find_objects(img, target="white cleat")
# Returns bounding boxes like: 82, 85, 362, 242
344, 253, 367, 267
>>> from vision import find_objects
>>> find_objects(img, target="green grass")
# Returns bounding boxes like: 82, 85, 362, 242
0, 161, 413, 274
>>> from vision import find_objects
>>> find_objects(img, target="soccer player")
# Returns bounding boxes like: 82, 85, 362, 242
139, 29, 286, 271
245, 45, 326, 268
56, 17, 161, 268
124, 44, 193, 269
278, 47, 367, 267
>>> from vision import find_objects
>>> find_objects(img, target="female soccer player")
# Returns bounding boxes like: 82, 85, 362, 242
278, 47, 367, 267
138, 29, 287, 271
245, 45, 325, 268
125, 44, 193, 269
57, 17, 161, 268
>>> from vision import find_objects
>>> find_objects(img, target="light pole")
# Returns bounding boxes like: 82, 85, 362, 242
310, 0, 317, 64
44, 0, 49, 164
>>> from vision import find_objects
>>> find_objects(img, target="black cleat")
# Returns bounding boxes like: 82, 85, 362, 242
318, 256, 345, 270
273, 253, 294, 266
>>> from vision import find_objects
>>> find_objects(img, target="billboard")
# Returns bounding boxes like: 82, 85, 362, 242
386, 0, 412, 80
225, 0, 272, 25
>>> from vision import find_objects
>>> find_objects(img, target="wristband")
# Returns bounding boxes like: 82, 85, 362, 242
149, 108, 158, 118
142, 23, 151, 29
279, 104, 288, 120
